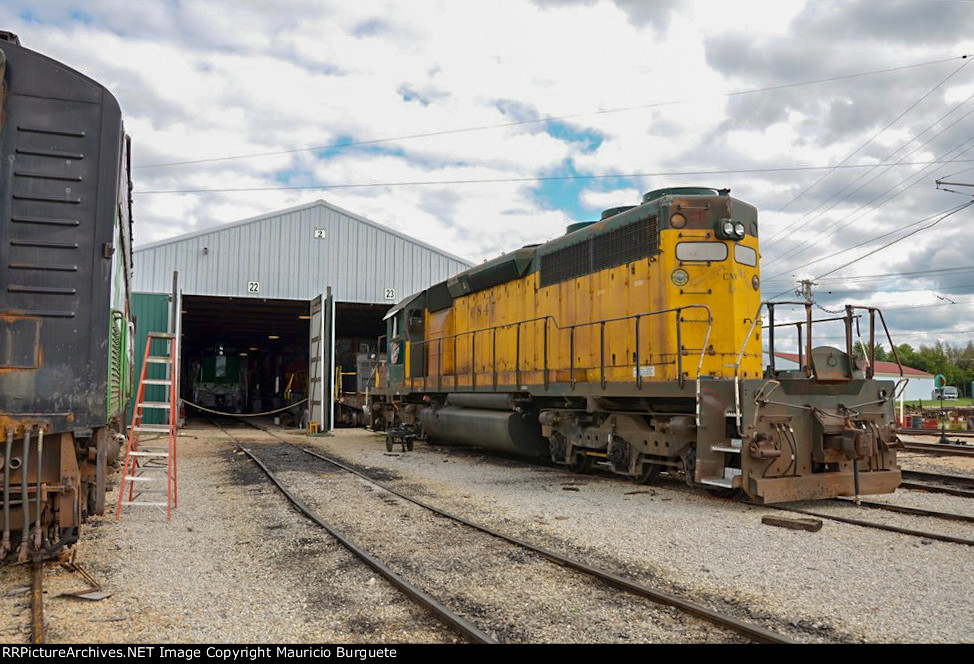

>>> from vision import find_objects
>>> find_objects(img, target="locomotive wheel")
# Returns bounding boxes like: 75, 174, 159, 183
636, 463, 662, 485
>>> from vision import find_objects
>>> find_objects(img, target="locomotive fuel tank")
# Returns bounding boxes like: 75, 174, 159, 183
419, 406, 549, 457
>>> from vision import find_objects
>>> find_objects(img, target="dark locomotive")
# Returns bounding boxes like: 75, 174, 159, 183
0, 33, 135, 561
369, 187, 903, 503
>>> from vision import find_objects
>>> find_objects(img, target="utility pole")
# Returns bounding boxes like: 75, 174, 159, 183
795, 279, 816, 303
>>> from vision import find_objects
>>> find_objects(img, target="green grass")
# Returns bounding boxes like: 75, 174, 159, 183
904, 397, 974, 408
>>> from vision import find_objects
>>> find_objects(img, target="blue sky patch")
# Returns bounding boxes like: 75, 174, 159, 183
494, 99, 603, 152
534, 159, 639, 221
313, 134, 407, 161
68, 9, 94, 24
544, 120, 603, 153
533, 159, 594, 221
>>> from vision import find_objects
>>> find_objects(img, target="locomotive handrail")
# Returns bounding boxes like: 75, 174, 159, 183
406, 305, 714, 393
737, 300, 812, 380
734, 301, 903, 434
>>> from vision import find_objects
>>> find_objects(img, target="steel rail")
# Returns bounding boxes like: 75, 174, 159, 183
902, 441, 974, 457
900, 479, 974, 499
900, 470, 974, 498
899, 428, 974, 439
296, 445, 795, 644
835, 497, 974, 523
902, 469, 974, 491
765, 505, 974, 547
236, 444, 496, 644
31, 562, 43, 644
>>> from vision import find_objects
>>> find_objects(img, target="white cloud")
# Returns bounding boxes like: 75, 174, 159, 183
2, 0, 973, 345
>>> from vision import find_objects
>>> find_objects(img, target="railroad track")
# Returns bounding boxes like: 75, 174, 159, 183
900, 470, 974, 498
900, 440, 974, 457
899, 428, 974, 439
364, 424, 974, 551
213, 419, 795, 644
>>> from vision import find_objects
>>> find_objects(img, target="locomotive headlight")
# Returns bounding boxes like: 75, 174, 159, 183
721, 220, 734, 237
670, 213, 687, 229
752, 275, 760, 290
734, 223, 746, 239
671, 268, 689, 287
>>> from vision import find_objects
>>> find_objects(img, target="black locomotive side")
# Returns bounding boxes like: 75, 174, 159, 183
0, 32, 134, 561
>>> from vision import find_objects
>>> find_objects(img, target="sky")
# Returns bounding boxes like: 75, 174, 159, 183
3, 0, 974, 350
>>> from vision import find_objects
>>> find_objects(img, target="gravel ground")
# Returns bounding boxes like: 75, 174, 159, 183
297, 427, 974, 644
251, 441, 745, 644
0, 424, 455, 644
0, 421, 971, 644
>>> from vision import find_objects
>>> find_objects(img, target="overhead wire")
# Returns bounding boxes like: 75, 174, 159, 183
762, 96, 974, 262
762, 142, 974, 281
134, 54, 971, 171
763, 201, 974, 299
838, 202, 972, 278
134, 157, 974, 195
761, 55, 974, 248
761, 105, 974, 272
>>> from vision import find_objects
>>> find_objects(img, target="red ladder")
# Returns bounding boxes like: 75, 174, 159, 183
116, 332, 178, 521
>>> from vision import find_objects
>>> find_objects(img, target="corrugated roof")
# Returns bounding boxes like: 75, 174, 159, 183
134, 199, 471, 265
130, 200, 473, 304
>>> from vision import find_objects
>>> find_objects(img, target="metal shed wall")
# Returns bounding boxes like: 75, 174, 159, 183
128, 292, 171, 425
131, 200, 471, 302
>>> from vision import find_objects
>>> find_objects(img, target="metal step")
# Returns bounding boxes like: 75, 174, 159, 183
138, 401, 172, 410
145, 356, 172, 364
147, 332, 176, 339
701, 476, 735, 488
129, 451, 169, 458
126, 465, 169, 474
700, 467, 742, 489
133, 425, 171, 433
712, 438, 743, 454
120, 501, 169, 507
142, 379, 172, 386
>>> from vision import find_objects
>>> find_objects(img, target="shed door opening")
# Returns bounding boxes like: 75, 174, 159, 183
332, 302, 390, 427
179, 295, 310, 426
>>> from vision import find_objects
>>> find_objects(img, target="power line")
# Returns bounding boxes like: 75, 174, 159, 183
814, 201, 974, 279
762, 56, 974, 247
763, 201, 974, 298
133, 157, 974, 195
134, 54, 971, 171
763, 144, 974, 282
761, 110, 974, 272
804, 282, 974, 296
762, 265, 974, 289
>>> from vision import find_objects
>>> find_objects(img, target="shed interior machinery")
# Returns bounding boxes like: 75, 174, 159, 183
173, 295, 388, 426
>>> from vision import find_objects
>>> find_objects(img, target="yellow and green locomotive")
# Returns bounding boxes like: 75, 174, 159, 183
372, 187, 901, 503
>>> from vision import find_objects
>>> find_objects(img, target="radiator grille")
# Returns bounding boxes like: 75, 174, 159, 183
540, 216, 658, 287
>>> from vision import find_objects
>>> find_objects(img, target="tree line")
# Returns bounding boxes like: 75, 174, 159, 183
873, 341, 974, 396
